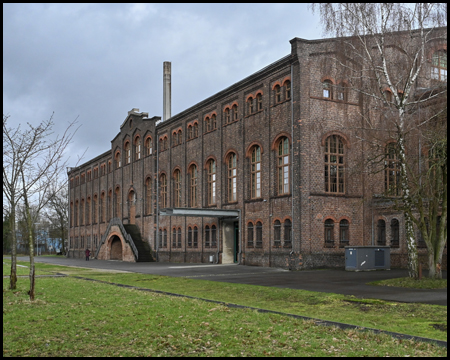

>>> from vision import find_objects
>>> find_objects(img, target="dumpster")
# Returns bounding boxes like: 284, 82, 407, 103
345, 246, 390, 271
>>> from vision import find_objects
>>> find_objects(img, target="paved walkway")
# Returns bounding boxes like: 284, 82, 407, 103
18, 256, 447, 306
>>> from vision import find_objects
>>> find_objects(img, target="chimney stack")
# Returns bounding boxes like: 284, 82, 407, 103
163, 62, 171, 122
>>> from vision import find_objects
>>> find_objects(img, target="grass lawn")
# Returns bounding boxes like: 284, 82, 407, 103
369, 277, 447, 289
3, 259, 447, 357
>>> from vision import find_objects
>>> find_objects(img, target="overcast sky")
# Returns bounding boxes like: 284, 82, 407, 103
3, 3, 324, 165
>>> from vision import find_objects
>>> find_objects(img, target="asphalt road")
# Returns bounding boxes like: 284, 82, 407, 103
17, 256, 447, 306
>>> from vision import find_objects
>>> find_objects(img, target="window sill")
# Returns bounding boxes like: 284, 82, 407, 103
245, 198, 264, 203
270, 194, 291, 200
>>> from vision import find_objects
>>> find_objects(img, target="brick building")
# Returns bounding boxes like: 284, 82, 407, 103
68, 30, 447, 269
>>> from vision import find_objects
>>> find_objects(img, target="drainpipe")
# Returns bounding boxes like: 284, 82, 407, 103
238, 209, 242, 264
216, 220, 220, 264
290, 63, 295, 262
156, 130, 159, 261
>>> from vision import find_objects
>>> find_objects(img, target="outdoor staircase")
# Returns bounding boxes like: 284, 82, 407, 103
123, 224, 154, 262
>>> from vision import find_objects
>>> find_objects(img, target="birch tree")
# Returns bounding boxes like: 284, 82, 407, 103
3, 113, 78, 298
310, 3, 447, 278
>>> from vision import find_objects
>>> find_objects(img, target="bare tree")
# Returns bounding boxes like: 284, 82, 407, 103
3, 113, 79, 298
310, 3, 447, 278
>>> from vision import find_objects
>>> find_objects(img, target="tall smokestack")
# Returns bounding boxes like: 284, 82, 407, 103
163, 61, 171, 122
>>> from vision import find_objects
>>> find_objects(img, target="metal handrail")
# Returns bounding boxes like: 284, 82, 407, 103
93, 218, 139, 260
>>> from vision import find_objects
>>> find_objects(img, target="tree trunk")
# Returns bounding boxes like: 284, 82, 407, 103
25, 203, 36, 301
9, 201, 17, 290
404, 212, 419, 278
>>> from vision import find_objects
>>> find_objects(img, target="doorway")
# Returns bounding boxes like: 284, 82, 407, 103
110, 236, 123, 260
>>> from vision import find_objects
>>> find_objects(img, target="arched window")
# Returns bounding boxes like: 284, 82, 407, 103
174, 169, 182, 207
251, 146, 262, 199
107, 190, 112, 221
124, 142, 131, 165
390, 219, 399, 248
431, 50, 447, 82
285, 80, 291, 100
75, 200, 79, 227
377, 219, 386, 245
70, 202, 74, 227
337, 82, 347, 101
177, 227, 182, 248
145, 137, 153, 156
115, 152, 121, 169
178, 130, 182, 145
187, 125, 193, 140
322, 80, 332, 99
189, 165, 198, 207
324, 219, 334, 247
163, 229, 167, 248
101, 192, 106, 222
227, 153, 237, 202
339, 219, 349, 247
385, 143, 401, 196
193, 123, 198, 137
324, 135, 345, 193
256, 221, 263, 247
86, 197, 91, 225
135, 136, 141, 160
205, 225, 210, 247
284, 219, 292, 248
172, 132, 178, 146
256, 93, 263, 111
232, 104, 238, 121
193, 226, 198, 248
172, 227, 177, 248
277, 137, 290, 195
247, 222, 254, 247
163, 136, 168, 151
247, 97, 254, 115
158, 228, 163, 248
211, 114, 216, 130
160, 174, 167, 209
205, 116, 211, 132
224, 108, 230, 124
188, 226, 192, 247
115, 187, 121, 218
207, 159, 216, 205
211, 225, 217, 247
274, 220, 281, 247
274, 85, 281, 103
145, 177, 152, 215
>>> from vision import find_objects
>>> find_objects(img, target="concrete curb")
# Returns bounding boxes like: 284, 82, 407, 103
71, 275, 447, 349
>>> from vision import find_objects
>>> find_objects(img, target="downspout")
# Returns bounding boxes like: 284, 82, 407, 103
238, 209, 242, 264
156, 132, 159, 261
216, 219, 220, 264
67, 169, 71, 257
290, 63, 295, 261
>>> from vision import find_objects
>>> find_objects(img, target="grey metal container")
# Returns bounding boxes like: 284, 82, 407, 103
345, 246, 390, 271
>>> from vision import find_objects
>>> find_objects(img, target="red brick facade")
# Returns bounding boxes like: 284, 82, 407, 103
68, 31, 447, 270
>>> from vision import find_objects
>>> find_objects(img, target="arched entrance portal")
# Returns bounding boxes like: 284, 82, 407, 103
110, 236, 123, 260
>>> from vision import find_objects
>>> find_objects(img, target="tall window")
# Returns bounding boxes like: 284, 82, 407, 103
225, 108, 230, 124
337, 83, 347, 101
232, 104, 238, 121
101, 192, 106, 222
125, 142, 131, 165
193, 226, 198, 248
205, 225, 210, 247
135, 136, 141, 160
228, 153, 237, 202
277, 137, 290, 195
251, 146, 261, 199
285, 80, 291, 100
431, 50, 447, 82
323, 80, 332, 99
188, 226, 192, 247
190, 165, 198, 207
256, 221, 263, 247
205, 117, 211, 132
377, 219, 386, 245
274, 85, 281, 103
174, 169, 182, 207
160, 174, 167, 209
193, 123, 198, 137
145, 137, 153, 156
107, 190, 112, 221
284, 219, 292, 248
247, 97, 254, 114
324, 135, 345, 193
385, 143, 401, 196
75, 200, 79, 226
178, 130, 182, 145
390, 219, 399, 248
247, 222, 254, 247
177, 227, 182, 248
339, 219, 349, 247
188, 125, 193, 139
163, 137, 168, 151
207, 159, 216, 205
211, 114, 216, 130
163, 229, 167, 248
256, 93, 263, 111
172, 228, 177, 248
80, 199, 85, 225
115, 152, 121, 169
145, 177, 152, 215
324, 219, 334, 247
86, 197, 91, 225
274, 220, 281, 247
